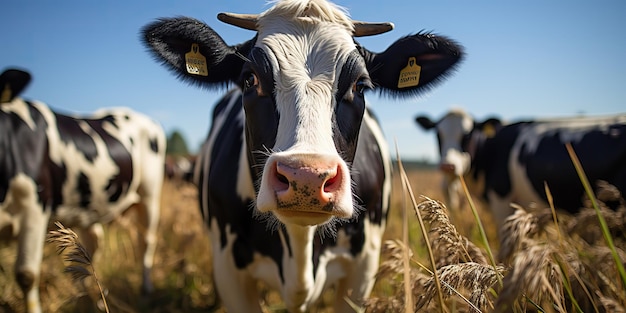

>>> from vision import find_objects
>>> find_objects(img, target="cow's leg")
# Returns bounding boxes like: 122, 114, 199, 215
15, 207, 50, 313
213, 258, 263, 313
334, 223, 384, 313
12, 174, 50, 313
71, 223, 104, 312
208, 220, 263, 313
77, 223, 104, 260
134, 194, 160, 295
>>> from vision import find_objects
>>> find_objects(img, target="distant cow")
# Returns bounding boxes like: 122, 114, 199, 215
416, 108, 626, 229
142, 0, 463, 311
0, 68, 166, 313
164, 155, 195, 184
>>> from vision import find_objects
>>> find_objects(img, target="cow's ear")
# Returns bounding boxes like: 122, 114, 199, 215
415, 115, 436, 130
478, 117, 502, 138
360, 33, 463, 98
141, 17, 253, 90
0, 68, 31, 103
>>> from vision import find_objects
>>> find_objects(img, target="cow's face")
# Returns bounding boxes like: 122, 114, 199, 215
242, 5, 370, 225
416, 110, 504, 179
416, 110, 475, 178
143, 0, 463, 226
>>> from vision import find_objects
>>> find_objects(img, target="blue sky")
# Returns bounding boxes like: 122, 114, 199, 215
3, 1, 625, 161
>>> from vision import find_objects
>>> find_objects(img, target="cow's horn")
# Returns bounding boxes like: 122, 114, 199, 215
217, 12, 258, 31
353, 21, 394, 37
218, 12, 394, 37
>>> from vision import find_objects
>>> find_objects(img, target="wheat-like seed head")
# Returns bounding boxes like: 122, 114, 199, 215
46, 221, 110, 313
416, 262, 506, 312
46, 221, 94, 282
418, 196, 487, 267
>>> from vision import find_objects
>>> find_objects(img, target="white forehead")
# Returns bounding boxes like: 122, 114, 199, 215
251, 0, 360, 151
438, 109, 475, 139
258, 0, 354, 34
255, 0, 357, 87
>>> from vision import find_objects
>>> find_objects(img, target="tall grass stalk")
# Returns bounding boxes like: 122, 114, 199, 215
458, 175, 502, 288
397, 152, 414, 312
545, 182, 592, 313
565, 143, 626, 291
544, 182, 564, 244
395, 146, 446, 312
47, 221, 110, 313
412, 260, 483, 313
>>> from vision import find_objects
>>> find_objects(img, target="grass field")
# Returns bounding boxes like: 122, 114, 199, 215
1, 164, 624, 312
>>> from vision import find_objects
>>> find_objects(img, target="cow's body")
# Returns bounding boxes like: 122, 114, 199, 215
142, 0, 463, 311
197, 89, 391, 311
416, 109, 626, 229
0, 69, 166, 313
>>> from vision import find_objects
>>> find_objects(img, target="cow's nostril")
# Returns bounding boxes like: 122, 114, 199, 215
323, 166, 341, 193
323, 174, 338, 193
277, 173, 289, 185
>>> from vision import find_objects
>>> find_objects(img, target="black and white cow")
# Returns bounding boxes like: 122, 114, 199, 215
0, 68, 166, 313
416, 108, 626, 229
142, 0, 463, 311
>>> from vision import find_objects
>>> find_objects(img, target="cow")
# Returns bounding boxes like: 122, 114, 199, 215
142, 0, 463, 312
141, 0, 463, 311
0, 68, 166, 313
165, 154, 196, 185
415, 108, 626, 230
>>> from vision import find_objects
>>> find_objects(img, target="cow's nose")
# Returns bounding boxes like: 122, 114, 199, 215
439, 163, 456, 174
257, 153, 353, 224
272, 160, 342, 209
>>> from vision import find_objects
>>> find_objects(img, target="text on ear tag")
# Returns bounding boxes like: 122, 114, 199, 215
397, 57, 421, 88
185, 43, 208, 76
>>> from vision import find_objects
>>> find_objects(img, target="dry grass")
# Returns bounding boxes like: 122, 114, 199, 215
367, 163, 626, 313
1, 165, 625, 312
46, 222, 110, 313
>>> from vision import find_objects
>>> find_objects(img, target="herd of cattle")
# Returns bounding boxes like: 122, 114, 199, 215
1, 0, 624, 312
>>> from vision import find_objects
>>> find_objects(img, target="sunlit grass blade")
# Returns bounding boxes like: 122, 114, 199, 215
458, 175, 502, 288
565, 143, 626, 291
395, 142, 445, 312
397, 151, 414, 312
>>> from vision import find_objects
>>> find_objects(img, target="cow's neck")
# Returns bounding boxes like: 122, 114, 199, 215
465, 130, 490, 199
280, 224, 317, 306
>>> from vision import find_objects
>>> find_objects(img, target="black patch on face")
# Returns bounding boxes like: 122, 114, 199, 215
240, 47, 278, 184
334, 50, 369, 163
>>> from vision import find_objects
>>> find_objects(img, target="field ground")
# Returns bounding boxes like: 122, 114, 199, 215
2, 163, 622, 312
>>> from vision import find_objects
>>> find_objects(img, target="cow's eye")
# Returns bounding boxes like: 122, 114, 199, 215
352, 78, 369, 95
244, 72, 259, 91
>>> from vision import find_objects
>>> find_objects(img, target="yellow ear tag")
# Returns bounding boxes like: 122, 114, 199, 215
185, 43, 208, 76
397, 57, 421, 88
1, 84, 11, 103
482, 123, 496, 138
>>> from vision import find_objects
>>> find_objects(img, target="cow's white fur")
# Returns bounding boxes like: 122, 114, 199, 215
254, 0, 357, 222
